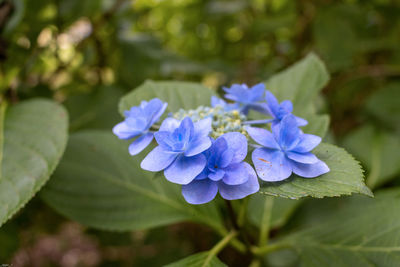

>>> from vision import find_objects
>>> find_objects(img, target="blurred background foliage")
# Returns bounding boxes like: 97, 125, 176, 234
0, 0, 399, 266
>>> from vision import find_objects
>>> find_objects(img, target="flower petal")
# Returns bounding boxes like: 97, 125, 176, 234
208, 169, 225, 181
275, 115, 300, 150
218, 163, 259, 200
280, 100, 293, 112
286, 151, 319, 164
294, 116, 308, 127
185, 136, 212, 157
113, 121, 141, 140
129, 133, 154, 156
291, 159, 330, 178
149, 101, 168, 126
292, 134, 321, 153
246, 127, 280, 150
249, 83, 265, 102
159, 117, 180, 132
194, 117, 212, 137
252, 148, 292, 181
164, 154, 207, 185
182, 179, 218, 205
222, 162, 249, 185
265, 90, 280, 117
220, 132, 248, 163
140, 146, 178, 172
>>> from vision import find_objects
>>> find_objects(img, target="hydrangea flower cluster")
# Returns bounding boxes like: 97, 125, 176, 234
114, 83, 330, 204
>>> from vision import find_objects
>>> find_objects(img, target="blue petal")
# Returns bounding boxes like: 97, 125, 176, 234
141, 146, 178, 172
292, 134, 321, 153
249, 83, 265, 102
280, 100, 293, 112
294, 116, 308, 127
149, 101, 168, 126
159, 117, 180, 132
129, 133, 154, 156
211, 96, 226, 107
291, 159, 330, 178
125, 116, 148, 131
185, 136, 212, 157
222, 162, 249, 185
193, 117, 212, 138
154, 131, 173, 151
218, 149, 234, 168
182, 179, 218, 204
195, 167, 209, 180
208, 169, 225, 181
252, 148, 293, 181
113, 121, 142, 140
164, 154, 207, 185
275, 115, 300, 150
218, 162, 259, 200
246, 127, 280, 150
286, 151, 319, 164
265, 90, 280, 117
220, 132, 248, 164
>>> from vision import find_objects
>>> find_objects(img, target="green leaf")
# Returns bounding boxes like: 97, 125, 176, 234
118, 80, 216, 116
0, 99, 69, 227
165, 252, 227, 267
248, 194, 302, 229
259, 143, 372, 199
302, 114, 330, 138
41, 131, 224, 232
284, 196, 400, 267
265, 53, 330, 117
0, 101, 7, 181
366, 82, 400, 131
342, 124, 400, 189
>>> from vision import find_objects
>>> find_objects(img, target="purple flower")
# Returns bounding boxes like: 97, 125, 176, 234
211, 96, 239, 111
223, 83, 267, 115
247, 115, 329, 182
182, 132, 260, 204
113, 98, 167, 155
141, 117, 212, 185
265, 91, 307, 127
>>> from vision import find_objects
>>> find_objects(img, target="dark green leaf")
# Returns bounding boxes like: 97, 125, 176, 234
41, 131, 224, 232
0, 99, 69, 226
165, 252, 227, 267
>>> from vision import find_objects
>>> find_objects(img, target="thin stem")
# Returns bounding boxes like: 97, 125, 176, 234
237, 198, 249, 227
258, 196, 274, 246
225, 200, 239, 230
203, 230, 238, 267
251, 242, 291, 256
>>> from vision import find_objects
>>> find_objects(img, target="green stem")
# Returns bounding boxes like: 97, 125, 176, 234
251, 242, 290, 256
258, 196, 274, 246
238, 197, 249, 227
203, 230, 238, 267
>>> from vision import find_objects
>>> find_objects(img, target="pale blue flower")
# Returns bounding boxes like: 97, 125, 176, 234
211, 96, 239, 111
247, 115, 329, 181
113, 98, 167, 155
141, 117, 212, 185
182, 132, 259, 204
223, 83, 267, 115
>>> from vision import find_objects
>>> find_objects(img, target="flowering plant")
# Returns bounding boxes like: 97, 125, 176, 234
114, 83, 330, 204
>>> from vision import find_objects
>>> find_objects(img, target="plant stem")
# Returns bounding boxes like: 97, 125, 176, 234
225, 200, 239, 230
203, 230, 238, 267
238, 197, 249, 227
258, 196, 274, 247
251, 242, 290, 256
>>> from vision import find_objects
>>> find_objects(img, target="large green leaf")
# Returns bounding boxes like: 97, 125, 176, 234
342, 125, 400, 189
283, 196, 400, 267
119, 80, 216, 115
0, 101, 6, 181
265, 53, 330, 117
41, 131, 224, 232
0, 99, 69, 227
259, 143, 372, 199
165, 252, 227, 267
302, 114, 330, 138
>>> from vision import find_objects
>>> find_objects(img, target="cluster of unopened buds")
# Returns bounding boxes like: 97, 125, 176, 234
113, 83, 329, 204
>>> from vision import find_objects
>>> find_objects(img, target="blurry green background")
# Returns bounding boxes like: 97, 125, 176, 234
0, 0, 399, 266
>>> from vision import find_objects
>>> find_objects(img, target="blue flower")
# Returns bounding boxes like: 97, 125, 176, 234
182, 132, 259, 204
113, 98, 167, 155
247, 115, 329, 181
265, 91, 307, 127
141, 117, 212, 185
223, 83, 267, 115
211, 96, 239, 111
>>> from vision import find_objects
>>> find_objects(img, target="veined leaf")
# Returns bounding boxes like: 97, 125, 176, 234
283, 196, 400, 267
259, 143, 372, 199
0, 99, 68, 227
165, 252, 227, 267
265, 53, 330, 117
119, 80, 216, 115
302, 114, 330, 138
41, 131, 224, 232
